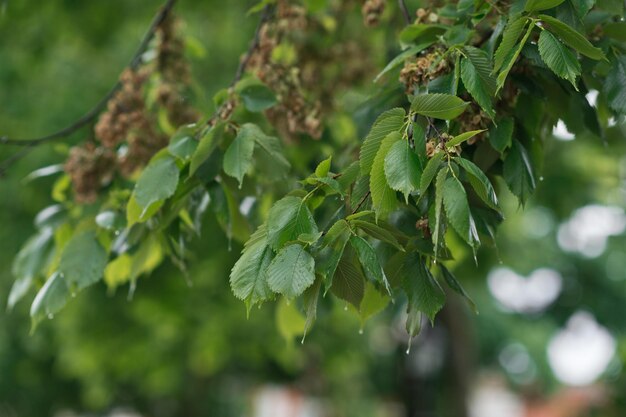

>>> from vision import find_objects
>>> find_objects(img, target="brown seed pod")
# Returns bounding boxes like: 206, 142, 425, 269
64, 143, 117, 204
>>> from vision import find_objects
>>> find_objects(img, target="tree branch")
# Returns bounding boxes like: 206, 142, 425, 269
199, 4, 274, 133
231, 5, 273, 89
398, 0, 412, 25
0, 0, 177, 148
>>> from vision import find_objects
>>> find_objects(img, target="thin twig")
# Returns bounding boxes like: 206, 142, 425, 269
351, 191, 371, 214
398, 0, 411, 25
0, 0, 177, 148
199, 4, 274, 134
427, 117, 443, 140
231, 5, 273, 88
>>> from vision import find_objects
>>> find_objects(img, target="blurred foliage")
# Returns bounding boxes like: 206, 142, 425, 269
1, 1, 626, 417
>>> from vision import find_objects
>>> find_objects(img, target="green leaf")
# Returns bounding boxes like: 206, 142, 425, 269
359, 282, 390, 327
433, 168, 448, 254
604, 55, 626, 114
370, 131, 402, 220
349, 235, 390, 293
359, 108, 406, 175
538, 30, 581, 88
189, 123, 224, 177
276, 297, 306, 344
22, 164, 64, 183
267, 196, 319, 250
267, 244, 316, 299
411, 93, 469, 120
223, 124, 257, 188
603, 22, 626, 42
302, 276, 322, 340
442, 176, 478, 246
460, 47, 496, 119
525, 0, 566, 11
446, 129, 486, 148
30, 272, 69, 328
496, 20, 535, 92
95, 210, 124, 231
337, 161, 361, 191
503, 139, 537, 205
439, 264, 477, 313
253, 127, 291, 179
104, 254, 132, 289
221, 182, 252, 243
419, 151, 445, 196
230, 225, 274, 311
9, 229, 54, 309
126, 194, 162, 226
538, 15, 605, 60
350, 219, 404, 251
494, 15, 528, 72
384, 138, 422, 203
127, 234, 163, 283
168, 125, 198, 161
455, 157, 499, 210
570, 0, 595, 17
58, 232, 108, 290
331, 251, 366, 309
402, 253, 445, 325
298, 232, 323, 245
134, 155, 180, 213
399, 24, 447, 46
374, 42, 434, 82
489, 117, 514, 152
311, 176, 344, 196
238, 83, 277, 112
315, 219, 351, 290
315, 156, 332, 178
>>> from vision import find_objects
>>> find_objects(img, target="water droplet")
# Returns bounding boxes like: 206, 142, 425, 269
47, 314, 54, 320
344, 305, 348, 311
71, 292, 77, 298
358, 329, 363, 335
114, 230, 120, 236
405, 348, 410, 355
539, 176, 544, 181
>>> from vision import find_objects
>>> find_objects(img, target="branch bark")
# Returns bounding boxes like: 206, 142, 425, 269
398, 0, 412, 25
0, 0, 177, 148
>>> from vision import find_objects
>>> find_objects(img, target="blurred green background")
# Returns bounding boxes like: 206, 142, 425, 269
1, 1, 625, 417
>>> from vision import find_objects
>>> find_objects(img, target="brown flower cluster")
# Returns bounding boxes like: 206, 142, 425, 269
154, 14, 199, 126
95, 68, 168, 177
247, 0, 323, 140
400, 49, 451, 94
414, 8, 439, 24
247, 1, 374, 141
457, 103, 490, 144
362, 0, 385, 27
64, 143, 116, 204
95, 69, 151, 148
64, 15, 197, 203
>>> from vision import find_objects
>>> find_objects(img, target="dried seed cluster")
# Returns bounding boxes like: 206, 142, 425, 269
64, 16, 197, 203
248, 0, 374, 141
400, 50, 451, 94
248, 0, 323, 140
362, 0, 385, 27
64, 143, 117, 204
457, 103, 490, 144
